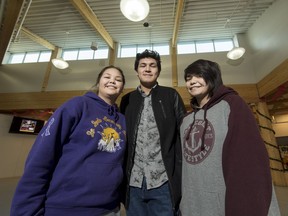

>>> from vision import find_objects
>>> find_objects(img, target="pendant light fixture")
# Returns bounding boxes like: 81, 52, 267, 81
120, 0, 150, 22
51, 58, 69, 69
227, 47, 245, 60
52, 32, 70, 69
226, 19, 245, 60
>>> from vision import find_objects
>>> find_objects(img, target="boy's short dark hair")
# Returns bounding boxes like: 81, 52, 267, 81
134, 49, 161, 72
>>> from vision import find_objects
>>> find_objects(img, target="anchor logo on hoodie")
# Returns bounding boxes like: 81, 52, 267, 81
183, 119, 214, 164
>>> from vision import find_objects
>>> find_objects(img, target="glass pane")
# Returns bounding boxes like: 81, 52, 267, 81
10, 53, 25, 64
120, 46, 137, 58
153, 44, 169, 55
94, 48, 109, 59
214, 39, 234, 52
38, 51, 52, 62
78, 49, 94, 60
63, 50, 78, 60
137, 44, 152, 53
24, 52, 39, 63
196, 41, 214, 53
177, 42, 196, 54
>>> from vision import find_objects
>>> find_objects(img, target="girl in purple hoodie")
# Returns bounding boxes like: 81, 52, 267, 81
11, 66, 126, 216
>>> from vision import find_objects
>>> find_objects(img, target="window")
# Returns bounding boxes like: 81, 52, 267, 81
137, 44, 152, 53
94, 48, 109, 59
214, 39, 234, 51
196, 41, 214, 53
177, 42, 196, 54
9, 53, 25, 64
63, 49, 78, 60
177, 39, 233, 54
5, 38, 234, 65
120, 46, 137, 58
153, 44, 169, 55
38, 51, 52, 62
78, 49, 94, 60
118, 43, 170, 58
24, 52, 39, 63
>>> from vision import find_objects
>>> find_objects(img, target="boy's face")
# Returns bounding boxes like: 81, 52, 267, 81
137, 57, 159, 87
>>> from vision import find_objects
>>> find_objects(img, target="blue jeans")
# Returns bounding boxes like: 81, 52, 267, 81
127, 178, 174, 216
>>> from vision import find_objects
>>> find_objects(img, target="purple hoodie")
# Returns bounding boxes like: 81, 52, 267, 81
11, 92, 126, 216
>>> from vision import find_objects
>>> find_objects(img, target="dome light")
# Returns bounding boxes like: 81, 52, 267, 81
52, 58, 69, 69
227, 47, 246, 60
120, 0, 150, 22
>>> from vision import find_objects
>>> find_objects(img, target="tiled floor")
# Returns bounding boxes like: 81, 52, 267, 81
275, 185, 288, 216
1, 177, 287, 215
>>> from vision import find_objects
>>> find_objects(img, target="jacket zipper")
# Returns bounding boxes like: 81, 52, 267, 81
159, 100, 167, 118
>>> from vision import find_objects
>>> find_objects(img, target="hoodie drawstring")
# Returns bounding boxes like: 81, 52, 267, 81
108, 105, 119, 122
201, 107, 208, 151
185, 112, 196, 141
185, 109, 207, 152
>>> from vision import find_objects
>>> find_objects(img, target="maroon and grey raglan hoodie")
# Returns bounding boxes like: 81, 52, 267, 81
180, 85, 280, 216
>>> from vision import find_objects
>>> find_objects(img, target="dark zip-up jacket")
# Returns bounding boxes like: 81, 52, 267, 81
120, 85, 186, 213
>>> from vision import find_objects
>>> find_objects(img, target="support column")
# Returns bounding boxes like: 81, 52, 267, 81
254, 102, 288, 186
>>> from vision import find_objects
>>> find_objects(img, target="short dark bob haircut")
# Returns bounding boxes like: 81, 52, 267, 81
134, 49, 161, 72
184, 59, 223, 98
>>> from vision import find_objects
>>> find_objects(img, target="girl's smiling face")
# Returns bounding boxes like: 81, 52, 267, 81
98, 68, 124, 103
185, 75, 210, 107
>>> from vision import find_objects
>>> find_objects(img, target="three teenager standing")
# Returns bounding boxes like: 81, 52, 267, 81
11, 52, 280, 215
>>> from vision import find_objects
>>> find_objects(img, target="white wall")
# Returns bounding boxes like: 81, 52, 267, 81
176, 52, 255, 87
246, 0, 288, 81
0, 52, 256, 93
0, 114, 35, 178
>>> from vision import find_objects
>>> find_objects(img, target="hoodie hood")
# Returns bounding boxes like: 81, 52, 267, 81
187, 85, 238, 151
190, 85, 237, 110
85, 91, 119, 122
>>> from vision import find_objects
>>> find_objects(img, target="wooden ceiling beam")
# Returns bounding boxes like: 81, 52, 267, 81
21, 26, 56, 50
170, 40, 178, 87
0, 91, 85, 110
0, 84, 260, 111
269, 107, 288, 116
0, 0, 26, 65
171, 0, 184, 48
257, 58, 288, 98
267, 98, 288, 106
170, 0, 184, 87
70, 0, 114, 49
41, 47, 61, 92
